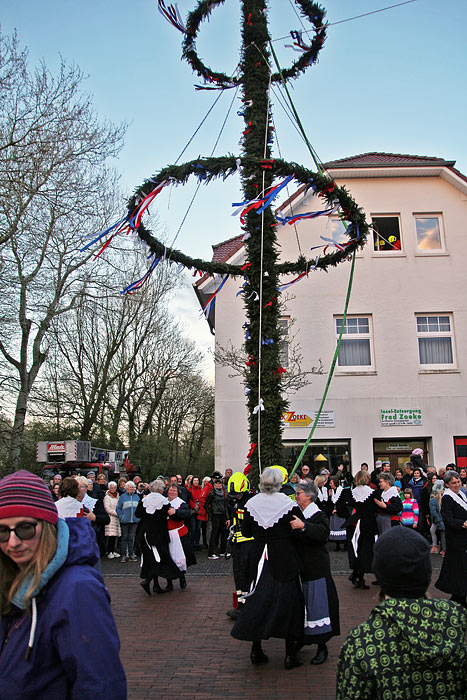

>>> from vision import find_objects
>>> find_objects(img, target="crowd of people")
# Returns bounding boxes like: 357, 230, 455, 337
1, 452, 466, 698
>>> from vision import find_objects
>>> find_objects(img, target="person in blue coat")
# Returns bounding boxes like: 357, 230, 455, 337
0, 470, 126, 700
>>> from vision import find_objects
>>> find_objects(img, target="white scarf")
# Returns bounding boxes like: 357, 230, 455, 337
302, 502, 320, 519
443, 489, 467, 514
381, 486, 399, 503
142, 492, 169, 514
352, 485, 373, 503
330, 485, 343, 504
246, 492, 295, 529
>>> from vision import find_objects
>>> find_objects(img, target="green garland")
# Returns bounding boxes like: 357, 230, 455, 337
131, 156, 368, 276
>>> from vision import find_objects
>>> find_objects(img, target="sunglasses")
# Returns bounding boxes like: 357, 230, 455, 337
0, 522, 38, 542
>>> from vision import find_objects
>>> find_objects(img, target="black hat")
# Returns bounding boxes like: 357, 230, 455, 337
372, 527, 431, 598
212, 471, 223, 479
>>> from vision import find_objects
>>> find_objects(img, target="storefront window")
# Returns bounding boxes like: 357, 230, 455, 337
282, 441, 351, 476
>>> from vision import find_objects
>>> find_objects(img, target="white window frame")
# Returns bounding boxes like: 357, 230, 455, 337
415, 314, 456, 370
371, 214, 404, 255
413, 213, 446, 254
335, 315, 375, 373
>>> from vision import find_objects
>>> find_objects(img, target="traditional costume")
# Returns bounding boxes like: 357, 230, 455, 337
135, 493, 182, 593
375, 485, 402, 533
346, 485, 378, 588
328, 485, 347, 542
292, 502, 340, 661
435, 488, 467, 604
231, 491, 304, 647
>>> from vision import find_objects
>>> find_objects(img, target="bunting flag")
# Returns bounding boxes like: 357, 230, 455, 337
253, 398, 265, 414
157, 0, 187, 33
80, 215, 131, 254
284, 30, 312, 52
121, 255, 161, 295
275, 202, 339, 226
232, 174, 294, 225
278, 270, 309, 291
129, 180, 168, 230
201, 275, 229, 319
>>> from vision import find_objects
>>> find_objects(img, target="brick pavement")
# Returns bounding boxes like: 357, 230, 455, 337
103, 549, 446, 700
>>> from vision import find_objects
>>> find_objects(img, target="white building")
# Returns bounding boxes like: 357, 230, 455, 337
195, 153, 467, 475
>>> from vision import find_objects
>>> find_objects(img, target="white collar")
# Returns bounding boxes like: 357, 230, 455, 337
330, 485, 343, 504
169, 496, 184, 509
317, 486, 328, 501
246, 492, 295, 529
352, 485, 373, 503
302, 502, 320, 519
443, 489, 467, 513
56, 496, 84, 518
142, 492, 169, 514
381, 486, 399, 502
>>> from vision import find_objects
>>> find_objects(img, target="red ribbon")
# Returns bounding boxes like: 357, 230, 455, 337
246, 443, 257, 458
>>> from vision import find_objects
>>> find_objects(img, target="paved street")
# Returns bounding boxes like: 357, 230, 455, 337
103, 549, 445, 700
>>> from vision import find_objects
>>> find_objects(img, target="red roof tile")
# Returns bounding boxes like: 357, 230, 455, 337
211, 235, 244, 262
324, 152, 456, 168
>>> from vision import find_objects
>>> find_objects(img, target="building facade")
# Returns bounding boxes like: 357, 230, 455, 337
195, 153, 467, 475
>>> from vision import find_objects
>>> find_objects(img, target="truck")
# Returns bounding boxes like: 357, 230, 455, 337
36, 440, 138, 483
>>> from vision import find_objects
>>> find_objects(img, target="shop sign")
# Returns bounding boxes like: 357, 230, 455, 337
282, 410, 335, 428
386, 443, 412, 451
380, 409, 422, 426
48, 442, 66, 453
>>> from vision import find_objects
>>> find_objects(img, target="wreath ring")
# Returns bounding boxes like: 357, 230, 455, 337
182, 0, 327, 88
131, 155, 368, 277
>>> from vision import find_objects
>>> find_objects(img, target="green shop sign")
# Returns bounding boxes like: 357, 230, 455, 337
380, 409, 422, 426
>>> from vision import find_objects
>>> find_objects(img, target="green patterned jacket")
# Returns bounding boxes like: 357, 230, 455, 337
336, 598, 467, 700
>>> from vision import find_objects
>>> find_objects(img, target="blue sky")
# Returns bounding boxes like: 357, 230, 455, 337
3, 0, 467, 372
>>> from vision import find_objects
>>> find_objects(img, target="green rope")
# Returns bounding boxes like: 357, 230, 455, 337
268, 40, 323, 174
289, 249, 357, 477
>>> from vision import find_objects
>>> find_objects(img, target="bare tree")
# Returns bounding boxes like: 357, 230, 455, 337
0, 31, 125, 467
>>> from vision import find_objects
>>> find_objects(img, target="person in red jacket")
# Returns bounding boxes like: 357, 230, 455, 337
188, 476, 203, 550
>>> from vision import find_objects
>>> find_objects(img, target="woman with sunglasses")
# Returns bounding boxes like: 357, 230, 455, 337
0, 470, 126, 699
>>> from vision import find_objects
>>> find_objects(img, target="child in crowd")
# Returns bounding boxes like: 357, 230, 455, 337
400, 488, 419, 529
429, 481, 446, 554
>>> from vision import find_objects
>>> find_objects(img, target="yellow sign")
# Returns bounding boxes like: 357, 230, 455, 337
282, 411, 313, 428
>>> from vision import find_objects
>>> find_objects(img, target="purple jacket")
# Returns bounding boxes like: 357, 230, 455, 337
0, 518, 126, 699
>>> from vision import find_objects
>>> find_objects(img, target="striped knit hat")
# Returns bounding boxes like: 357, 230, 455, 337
0, 470, 58, 525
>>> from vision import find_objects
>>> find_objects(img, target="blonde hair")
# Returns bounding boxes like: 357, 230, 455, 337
314, 474, 327, 488
0, 521, 57, 615
354, 470, 371, 486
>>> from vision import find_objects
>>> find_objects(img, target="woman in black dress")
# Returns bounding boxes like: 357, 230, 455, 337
135, 479, 182, 595
346, 469, 378, 589
231, 467, 305, 669
435, 470, 467, 608
291, 480, 340, 665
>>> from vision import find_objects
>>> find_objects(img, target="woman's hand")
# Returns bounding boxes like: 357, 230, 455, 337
84, 511, 96, 522
290, 515, 305, 531
168, 507, 175, 516
374, 499, 386, 509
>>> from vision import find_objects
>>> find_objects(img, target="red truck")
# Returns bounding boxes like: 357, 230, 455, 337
36, 440, 137, 483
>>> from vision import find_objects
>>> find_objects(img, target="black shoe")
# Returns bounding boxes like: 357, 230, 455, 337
348, 571, 357, 583
311, 644, 328, 665
284, 655, 303, 670
153, 581, 166, 594
334, 543, 341, 552
371, 580, 380, 586
226, 608, 241, 620
179, 574, 187, 590
354, 579, 369, 590
250, 649, 268, 665
165, 580, 174, 592
140, 580, 151, 597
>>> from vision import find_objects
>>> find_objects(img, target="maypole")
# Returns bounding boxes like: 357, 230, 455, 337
83, 1, 369, 481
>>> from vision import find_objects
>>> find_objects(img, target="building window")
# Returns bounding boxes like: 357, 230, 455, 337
414, 215, 444, 252
336, 316, 373, 369
278, 318, 289, 368
416, 315, 455, 368
372, 215, 402, 252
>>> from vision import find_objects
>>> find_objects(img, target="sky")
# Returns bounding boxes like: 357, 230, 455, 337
3, 0, 467, 377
